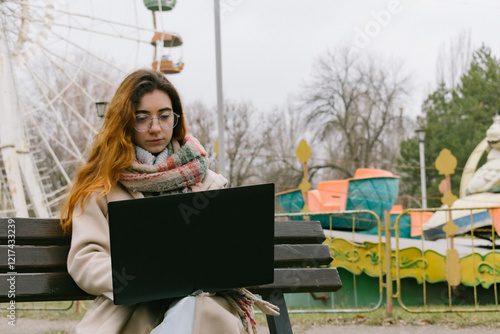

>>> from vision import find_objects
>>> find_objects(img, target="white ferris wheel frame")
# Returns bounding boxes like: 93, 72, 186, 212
0, 0, 173, 217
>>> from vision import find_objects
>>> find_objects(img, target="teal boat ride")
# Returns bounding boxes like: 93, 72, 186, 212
276, 168, 400, 230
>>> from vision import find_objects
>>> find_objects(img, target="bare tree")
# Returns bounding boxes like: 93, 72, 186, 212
185, 100, 267, 187
183, 101, 217, 170
224, 102, 265, 187
303, 47, 411, 178
436, 30, 473, 89
259, 104, 304, 192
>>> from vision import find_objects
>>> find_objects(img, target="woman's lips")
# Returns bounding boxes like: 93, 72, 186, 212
148, 139, 163, 143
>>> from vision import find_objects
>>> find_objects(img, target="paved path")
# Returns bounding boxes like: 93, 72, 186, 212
0, 318, 79, 333
293, 325, 500, 334
1, 319, 499, 334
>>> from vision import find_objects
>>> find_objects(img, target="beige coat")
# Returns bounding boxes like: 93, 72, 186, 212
67, 170, 242, 334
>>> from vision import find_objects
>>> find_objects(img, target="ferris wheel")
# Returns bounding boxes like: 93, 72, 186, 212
0, 0, 184, 218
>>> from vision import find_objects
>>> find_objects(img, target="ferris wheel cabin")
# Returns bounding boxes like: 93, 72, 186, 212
151, 32, 184, 74
151, 32, 183, 47
143, 0, 176, 11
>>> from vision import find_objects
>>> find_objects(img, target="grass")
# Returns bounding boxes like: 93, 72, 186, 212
3, 301, 500, 332
0, 301, 89, 322
255, 306, 500, 329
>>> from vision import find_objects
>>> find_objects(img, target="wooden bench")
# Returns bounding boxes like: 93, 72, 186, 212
0, 218, 341, 334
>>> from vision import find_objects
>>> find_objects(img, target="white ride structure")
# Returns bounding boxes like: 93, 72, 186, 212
0, 0, 181, 217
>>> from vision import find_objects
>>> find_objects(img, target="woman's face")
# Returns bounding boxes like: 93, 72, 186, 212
132, 89, 174, 154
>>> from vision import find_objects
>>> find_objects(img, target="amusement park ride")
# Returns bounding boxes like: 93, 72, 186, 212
277, 116, 500, 242
276, 119, 500, 309
0, 0, 184, 218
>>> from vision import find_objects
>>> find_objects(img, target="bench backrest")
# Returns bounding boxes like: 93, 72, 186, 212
0, 218, 340, 302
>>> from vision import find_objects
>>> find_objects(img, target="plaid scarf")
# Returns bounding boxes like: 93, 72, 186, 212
121, 135, 280, 332
119, 134, 208, 193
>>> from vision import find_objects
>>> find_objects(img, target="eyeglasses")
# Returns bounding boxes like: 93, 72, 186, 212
133, 112, 179, 132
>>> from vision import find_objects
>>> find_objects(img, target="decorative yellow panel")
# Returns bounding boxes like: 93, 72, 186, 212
329, 237, 500, 288
329, 238, 382, 277
395, 247, 445, 283
422, 251, 447, 282
460, 252, 500, 288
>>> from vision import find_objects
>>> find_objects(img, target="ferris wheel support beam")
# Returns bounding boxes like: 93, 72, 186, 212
16, 148, 51, 217
1, 20, 29, 217
0, 18, 49, 217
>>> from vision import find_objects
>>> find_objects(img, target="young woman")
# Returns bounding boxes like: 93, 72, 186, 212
61, 69, 278, 334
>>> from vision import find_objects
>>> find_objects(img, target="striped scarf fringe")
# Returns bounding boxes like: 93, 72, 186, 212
219, 288, 280, 334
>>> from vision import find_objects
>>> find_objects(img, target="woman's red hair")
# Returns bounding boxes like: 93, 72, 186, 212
60, 69, 187, 233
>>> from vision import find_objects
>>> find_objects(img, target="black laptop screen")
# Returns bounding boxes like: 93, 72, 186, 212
108, 183, 275, 305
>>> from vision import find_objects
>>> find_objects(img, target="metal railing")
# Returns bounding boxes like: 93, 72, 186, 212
275, 210, 385, 314
393, 206, 500, 314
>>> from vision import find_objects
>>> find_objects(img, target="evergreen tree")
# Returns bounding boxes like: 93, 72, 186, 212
398, 45, 500, 208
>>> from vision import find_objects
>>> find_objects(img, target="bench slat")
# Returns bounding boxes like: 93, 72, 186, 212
0, 245, 69, 271
274, 221, 326, 244
0, 218, 69, 245
0, 267, 342, 303
0, 219, 326, 245
248, 268, 342, 294
274, 244, 333, 268
0, 273, 93, 303
0, 244, 332, 271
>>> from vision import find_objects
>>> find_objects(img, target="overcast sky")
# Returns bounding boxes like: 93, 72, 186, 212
70, 0, 500, 118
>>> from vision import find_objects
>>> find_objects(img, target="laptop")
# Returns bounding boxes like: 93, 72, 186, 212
108, 183, 275, 305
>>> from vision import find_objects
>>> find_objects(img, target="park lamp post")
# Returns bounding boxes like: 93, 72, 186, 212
95, 102, 109, 118
213, 0, 226, 176
416, 128, 427, 209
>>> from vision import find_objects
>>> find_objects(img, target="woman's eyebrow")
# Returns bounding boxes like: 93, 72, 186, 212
135, 107, 173, 114
158, 107, 173, 112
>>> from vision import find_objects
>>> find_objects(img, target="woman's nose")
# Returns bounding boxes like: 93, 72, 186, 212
149, 118, 162, 132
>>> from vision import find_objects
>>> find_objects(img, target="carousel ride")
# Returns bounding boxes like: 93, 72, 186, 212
278, 118, 500, 309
